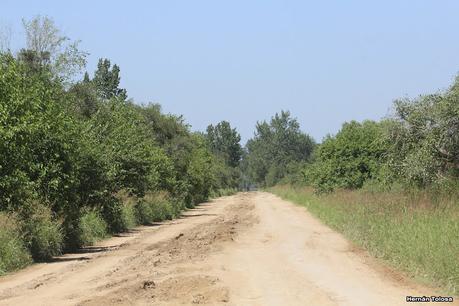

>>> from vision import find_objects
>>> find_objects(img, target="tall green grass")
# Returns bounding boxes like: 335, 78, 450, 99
78, 210, 108, 246
268, 185, 459, 294
135, 192, 177, 224
22, 204, 63, 261
0, 213, 32, 274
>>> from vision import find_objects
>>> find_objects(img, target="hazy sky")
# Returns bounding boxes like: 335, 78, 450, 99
2, 0, 459, 143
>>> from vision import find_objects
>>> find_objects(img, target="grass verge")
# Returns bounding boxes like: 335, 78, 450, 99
268, 185, 459, 295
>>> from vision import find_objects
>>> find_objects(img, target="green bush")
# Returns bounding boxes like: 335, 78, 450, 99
78, 210, 107, 246
101, 198, 128, 233
134, 199, 154, 225
304, 120, 387, 192
21, 204, 63, 261
0, 213, 32, 274
135, 192, 176, 224
120, 201, 137, 230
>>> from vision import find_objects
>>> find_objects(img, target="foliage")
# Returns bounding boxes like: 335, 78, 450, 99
185, 134, 217, 205
0, 213, 32, 274
244, 110, 315, 186
78, 210, 108, 246
297, 76, 459, 192
383, 79, 459, 187
92, 58, 127, 100
0, 53, 78, 213
21, 15, 88, 82
66, 79, 99, 118
135, 192, 176, 225
304, 120, 387, 192
206, 121, 242, 168
0, 19, 240, 273
20, 203, 63, 260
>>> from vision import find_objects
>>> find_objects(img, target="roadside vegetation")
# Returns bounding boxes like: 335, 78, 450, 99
244, 72, 458, 293
1, 15, 458, 294
0, 16, 241, 274
269, 185, 459, 294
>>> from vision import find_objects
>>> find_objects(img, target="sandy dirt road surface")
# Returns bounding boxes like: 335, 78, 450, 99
0, 192, 452, 306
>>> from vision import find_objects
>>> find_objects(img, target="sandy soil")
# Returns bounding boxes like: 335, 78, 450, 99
0, 192, 453, 306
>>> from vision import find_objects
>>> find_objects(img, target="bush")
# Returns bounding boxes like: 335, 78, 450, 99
101, 198, 126, 233
0, 213, 32, 274
305, 120, 387, 192
120, 201, 137, 230
21, 204, 63, 261
134, 199, 154, 225
135, 192, 176, 224
78, 210, 107, 246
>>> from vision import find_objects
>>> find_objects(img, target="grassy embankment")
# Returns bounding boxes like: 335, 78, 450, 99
268, 185, 459, 295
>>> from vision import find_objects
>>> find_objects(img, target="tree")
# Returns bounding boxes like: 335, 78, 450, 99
383, 77, 459, 186
303, 120, 387, 192
66, 80, 99, 118
92, 58, 127, 100
206, 121, 242, 168
21, 15, 88, 82
245, 111, 315, 186
0, 23, 12, 53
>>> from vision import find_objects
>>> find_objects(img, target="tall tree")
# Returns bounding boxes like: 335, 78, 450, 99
206, 121, 242, 168
92, 58, 127, 100
20, 15, 87, 82
245, 111, 315, 186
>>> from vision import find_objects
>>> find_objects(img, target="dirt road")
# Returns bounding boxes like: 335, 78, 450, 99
0, 192, 449, 306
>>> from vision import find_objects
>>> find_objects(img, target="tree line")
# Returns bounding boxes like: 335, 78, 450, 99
0, 16, 242, 273
243, 80, 459, 194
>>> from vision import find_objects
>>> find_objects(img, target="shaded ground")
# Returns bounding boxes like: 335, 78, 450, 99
0, 192, 452, 306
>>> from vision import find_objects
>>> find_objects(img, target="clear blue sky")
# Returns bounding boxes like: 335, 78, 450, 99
2, 0, 459, 143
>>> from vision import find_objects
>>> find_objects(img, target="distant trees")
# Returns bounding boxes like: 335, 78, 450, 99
92, 58, 127, 100
244, 111, 315, 186
206, 121, 242, 168
241, 77, 459, 192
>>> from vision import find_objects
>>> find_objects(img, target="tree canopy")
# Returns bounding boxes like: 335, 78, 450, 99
244, 111, 315, 186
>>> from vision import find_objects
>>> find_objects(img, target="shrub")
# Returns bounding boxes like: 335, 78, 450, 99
0, 213, 32, 274
135, 192, 176, 224
305, 120, 387, 192
120, 202, 137, 230
78, 210, 107, 246
21, 204, 63, 261
134, 199, 154, 225
101, 198, 127, 233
